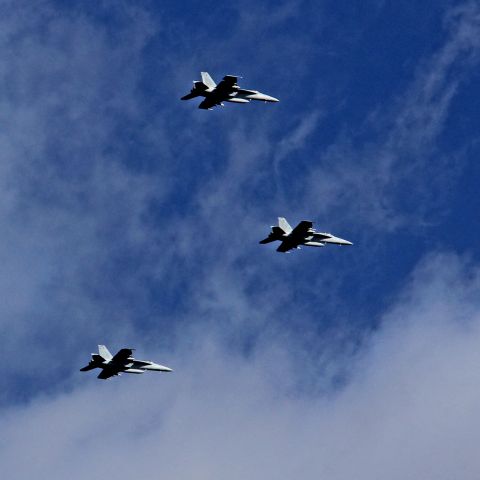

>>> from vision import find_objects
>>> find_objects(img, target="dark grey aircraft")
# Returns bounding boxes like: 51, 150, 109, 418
181, 72, 279, 110
260, 217, 353, 253
80, 345, 172, 380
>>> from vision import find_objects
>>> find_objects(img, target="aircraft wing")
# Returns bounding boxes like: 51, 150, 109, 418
198, 76, 239, 109
275, 221, 313, 252
97, 368, 120, 380
198, 97, 222, 110
276, 240, 297, 253
215, 75, 239, 94
111, 348, 134, 365
290, 221, 313, 240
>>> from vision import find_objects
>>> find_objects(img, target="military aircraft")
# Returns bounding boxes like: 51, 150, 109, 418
181, 72, 279, 110
80, 345, 172, 380
260, 217, 353, 253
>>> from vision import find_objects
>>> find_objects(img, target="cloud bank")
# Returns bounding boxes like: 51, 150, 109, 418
2, 252, 480, 480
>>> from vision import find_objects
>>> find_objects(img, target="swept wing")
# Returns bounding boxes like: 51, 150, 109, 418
111, 348, 134, 365
289, 221, 313, 240
276, 221, 313, 252
214, 75, 239, 94
198, 76, 239, 109
276, 241, 297, 253
97, 368, 121, 380
198, 97, 222, 110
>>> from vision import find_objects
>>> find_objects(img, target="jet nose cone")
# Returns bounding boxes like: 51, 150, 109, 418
146, 363, 173, 372
247, 92, 279, 102
325, 236, 353, 246
265, 95, 279, 102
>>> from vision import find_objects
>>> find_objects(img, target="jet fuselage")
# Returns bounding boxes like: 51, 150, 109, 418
181, 73, 279, 109
80, 346, 172, 379
194, 86, 278, 104
260, 218, 353, 253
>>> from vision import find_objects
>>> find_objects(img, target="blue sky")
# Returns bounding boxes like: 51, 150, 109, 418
1, 1, 480, 478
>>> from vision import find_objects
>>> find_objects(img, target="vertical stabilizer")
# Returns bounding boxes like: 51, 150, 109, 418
98, 345, 113, 361
278, 217, 292, 234
201, 72, 216, 89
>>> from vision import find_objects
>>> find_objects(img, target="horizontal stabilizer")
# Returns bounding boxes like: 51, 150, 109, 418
259, 226, 285, 244
181, 81, 208, 100
80, 364, 96, 372
259, 237, 275, 244
181, 92, 200, 100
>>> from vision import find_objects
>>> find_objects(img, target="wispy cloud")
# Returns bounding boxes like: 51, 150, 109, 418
299, 1, 480, 232
0, 3, 170, 395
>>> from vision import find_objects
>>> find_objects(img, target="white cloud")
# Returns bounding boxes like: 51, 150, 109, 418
1, 3, 480, 478
2, 252, 480, 480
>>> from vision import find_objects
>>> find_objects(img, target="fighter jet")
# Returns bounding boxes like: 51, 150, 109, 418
181, 72, 279, 110
80, 345, 172, 380
260, 217, 353, 253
